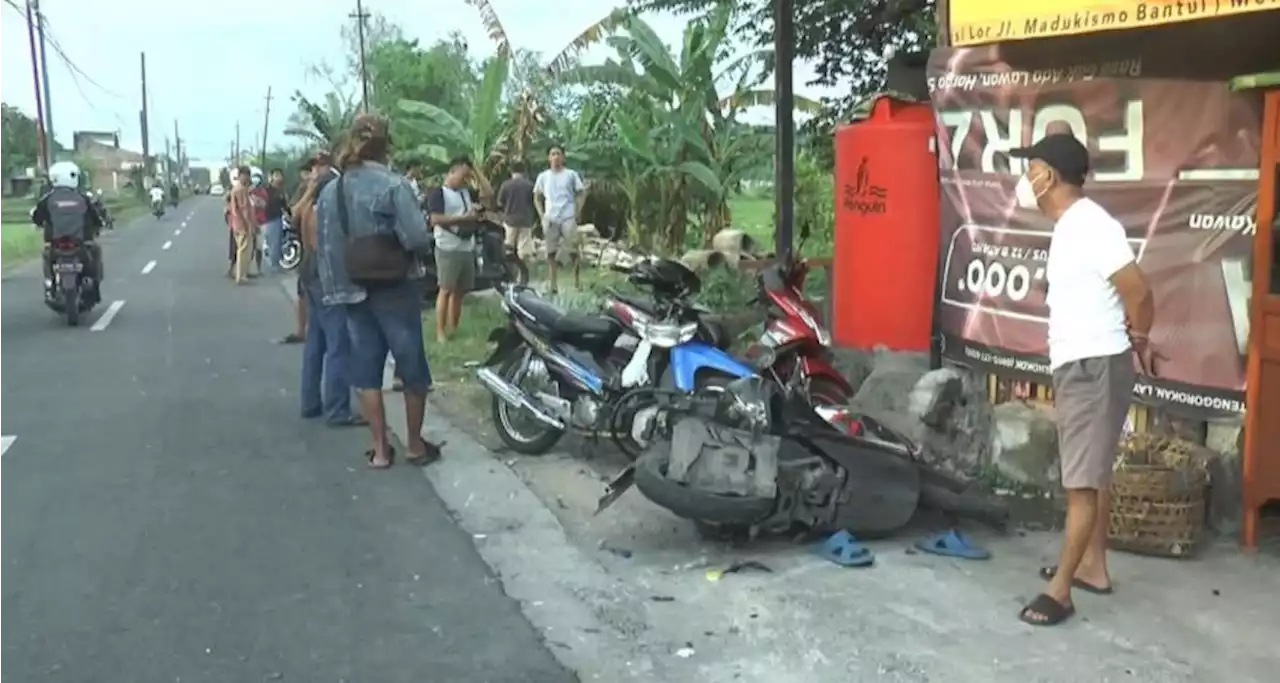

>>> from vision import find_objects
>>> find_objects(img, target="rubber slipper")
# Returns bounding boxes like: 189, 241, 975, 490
276, 333, 304, 345
1019, 593, 1075, 626
914, 529, 991, 560
327, 415, 368, 428
405, 439, 445, 467
365, 446, 395, 469
812, 530, 875, 567
1039, 566, 1113, 595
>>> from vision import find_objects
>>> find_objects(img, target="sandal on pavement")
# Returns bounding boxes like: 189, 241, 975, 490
327, 415, 369, 428
1019, 593, 1075, 627
366, 446, 395, 469
405, 438, 445, 467
914, 529, 991, 560
276, 333, 305, 344
1039, 566, 1113, 595
811, 530, 875, 567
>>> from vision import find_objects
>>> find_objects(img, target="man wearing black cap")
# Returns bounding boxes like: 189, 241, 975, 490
1010, 133, 1156, 626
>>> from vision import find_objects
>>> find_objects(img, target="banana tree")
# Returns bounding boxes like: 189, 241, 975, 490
283, 91, 359, 152
396, 53, 509, 200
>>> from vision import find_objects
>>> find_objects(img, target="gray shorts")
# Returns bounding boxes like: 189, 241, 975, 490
435, 249, 475, 293
1051, 352, 1136, 490
543, 217, 579, 259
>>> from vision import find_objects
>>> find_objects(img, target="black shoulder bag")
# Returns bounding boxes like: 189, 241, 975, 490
339, 173, 411, 286
446, 188, 482, 241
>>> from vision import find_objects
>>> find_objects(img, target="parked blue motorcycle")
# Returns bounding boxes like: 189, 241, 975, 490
475, 260, 756, 457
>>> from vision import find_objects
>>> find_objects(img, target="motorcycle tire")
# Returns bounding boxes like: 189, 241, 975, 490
491, 353, 566, 455
633, 448, 775, 525
280, 238, 302, 270
63, 285, 80, 327
918, 483, 1011, 531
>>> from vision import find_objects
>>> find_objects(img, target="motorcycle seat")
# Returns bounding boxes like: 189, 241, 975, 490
513, 289, 621, 341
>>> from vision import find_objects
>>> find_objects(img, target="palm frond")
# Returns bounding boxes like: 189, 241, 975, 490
718, 90, 823, 113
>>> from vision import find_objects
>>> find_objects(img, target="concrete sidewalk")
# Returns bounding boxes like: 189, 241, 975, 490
386, 394, 1280, 683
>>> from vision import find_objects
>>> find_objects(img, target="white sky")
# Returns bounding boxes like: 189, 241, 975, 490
0, 0, 845, 165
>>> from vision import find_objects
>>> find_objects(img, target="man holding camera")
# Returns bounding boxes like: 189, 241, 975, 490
426, 156, 483, 343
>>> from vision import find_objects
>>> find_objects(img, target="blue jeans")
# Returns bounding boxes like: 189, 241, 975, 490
300, 281, 355, 422
263, 218, 285, 273
345, 282, 431, 393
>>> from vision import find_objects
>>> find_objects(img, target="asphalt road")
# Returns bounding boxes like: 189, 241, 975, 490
1, 198, 574, 683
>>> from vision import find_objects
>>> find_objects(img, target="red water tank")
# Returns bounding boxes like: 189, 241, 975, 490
831, 96, 940, 352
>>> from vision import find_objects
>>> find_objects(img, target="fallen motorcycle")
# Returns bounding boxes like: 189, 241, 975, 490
599, 375, 1009, 537
420, 219, 528, 305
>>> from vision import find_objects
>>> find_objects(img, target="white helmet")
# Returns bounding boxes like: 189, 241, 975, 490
49, 161, 81, 189
250, 166, 264, 184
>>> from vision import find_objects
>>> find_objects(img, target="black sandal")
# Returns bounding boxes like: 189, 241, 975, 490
405, 438, 445, 467
1039, 566, 1113, 595
1019, 593, 1075, 626
366, 446, 395, 469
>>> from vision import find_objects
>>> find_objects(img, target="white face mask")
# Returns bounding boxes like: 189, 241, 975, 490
1014, 172, 1046, 210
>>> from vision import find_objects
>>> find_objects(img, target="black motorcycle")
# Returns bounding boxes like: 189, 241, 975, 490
420, 219, 528, 305
45, 236, 97, 327
599, 375, 1010, 537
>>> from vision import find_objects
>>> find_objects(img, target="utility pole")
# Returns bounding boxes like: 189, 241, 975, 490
34, 0, 54, 165
772, 0, 796, 259
259, 87, 272, 166
350, 0, 371, 111
140, 52, 152, 180
24, 0, 49, 173
165, 136, 172, 184
235, 121, 241, 165
173, 119, 182, 183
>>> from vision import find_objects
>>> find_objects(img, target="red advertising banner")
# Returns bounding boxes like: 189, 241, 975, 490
928, 48, 1264, 416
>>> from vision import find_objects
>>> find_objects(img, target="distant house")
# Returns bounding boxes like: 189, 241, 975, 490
73, 131, 147, 191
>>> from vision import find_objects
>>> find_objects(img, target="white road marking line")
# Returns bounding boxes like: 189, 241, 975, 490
90, 299, 126, 331
141, 260, 157, 275
174, 229, 182, 236
162, 240, 173, 250
181, 221, 188, 228
1, 435, 15, 458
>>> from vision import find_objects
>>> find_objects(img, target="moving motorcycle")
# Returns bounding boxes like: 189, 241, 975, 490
151, 200, 164, 219
475, 273, 755, 457
602, 375, 1009, 536
91, 191, 114, 231
421, 218, 528, 305
44, 235, 98, 327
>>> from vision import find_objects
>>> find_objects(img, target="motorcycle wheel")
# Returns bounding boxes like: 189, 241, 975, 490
63, 284, 80, 327
503, 253, 529, 286
280, 238, 302, 270
492, 353, 566, 455
633, 447, 774, 525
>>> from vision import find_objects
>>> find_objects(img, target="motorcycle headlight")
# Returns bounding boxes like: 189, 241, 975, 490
635, 320, 697, 348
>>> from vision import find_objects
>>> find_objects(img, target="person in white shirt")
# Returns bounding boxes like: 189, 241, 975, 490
148, 185, 165, 208
1010, 133, 1156, 627
533, 144, 585, 293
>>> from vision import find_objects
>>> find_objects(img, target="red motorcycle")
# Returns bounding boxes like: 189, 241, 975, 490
749, 233, 854, 406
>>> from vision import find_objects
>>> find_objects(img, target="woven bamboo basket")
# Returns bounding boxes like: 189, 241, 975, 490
1107, 433, 1209, 558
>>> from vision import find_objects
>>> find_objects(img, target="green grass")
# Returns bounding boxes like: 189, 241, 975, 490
2, 222, 43, 267
727, 195, 774, 245
421, 295, 510, 385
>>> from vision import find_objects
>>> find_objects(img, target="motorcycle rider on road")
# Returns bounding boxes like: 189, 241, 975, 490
31, 161, 105, 304
149, 184, 166, 213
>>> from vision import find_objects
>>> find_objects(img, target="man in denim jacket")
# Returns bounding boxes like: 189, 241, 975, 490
315, 114, 442, 469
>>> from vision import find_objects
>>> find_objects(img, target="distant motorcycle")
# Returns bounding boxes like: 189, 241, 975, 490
91, 192, 114, 231
151, 199, 164, 219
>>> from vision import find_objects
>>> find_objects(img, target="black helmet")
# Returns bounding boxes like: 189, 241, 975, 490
629, 258, 701, 299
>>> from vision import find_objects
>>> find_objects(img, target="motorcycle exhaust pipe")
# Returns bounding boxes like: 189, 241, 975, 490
476, 367, 565, 430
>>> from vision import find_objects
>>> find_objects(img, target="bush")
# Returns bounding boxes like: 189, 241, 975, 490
697, 266, 757, 313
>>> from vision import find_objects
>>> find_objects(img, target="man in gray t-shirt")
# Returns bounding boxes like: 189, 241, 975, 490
426, 156, 482, 343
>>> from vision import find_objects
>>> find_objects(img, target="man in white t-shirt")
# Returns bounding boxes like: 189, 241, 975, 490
1010, 133, 1156, 627
533, 144, 585, 293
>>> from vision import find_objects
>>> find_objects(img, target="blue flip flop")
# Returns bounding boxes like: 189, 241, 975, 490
914, 529, 991, 560
812, 530, 875, 567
